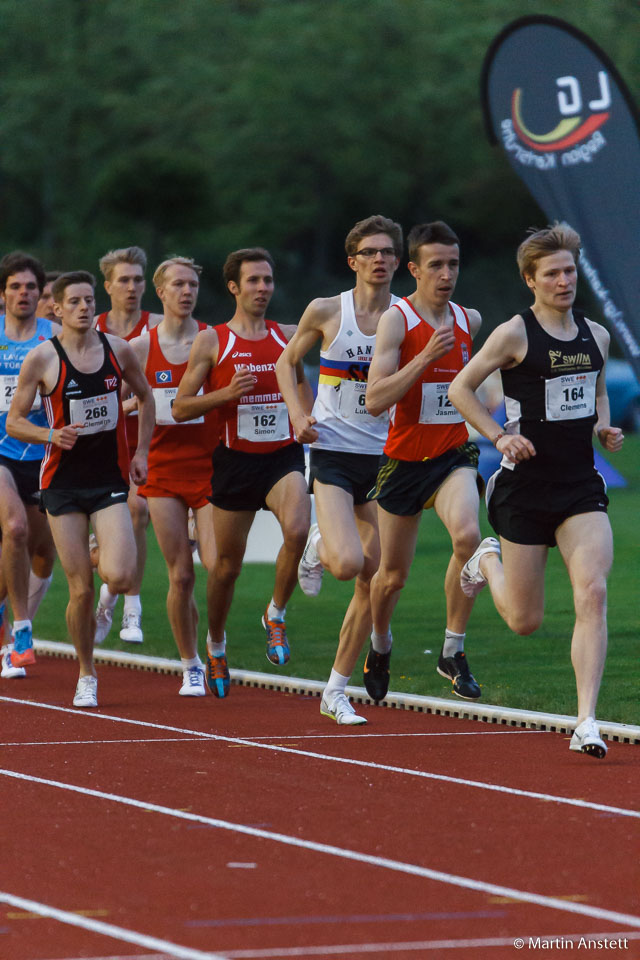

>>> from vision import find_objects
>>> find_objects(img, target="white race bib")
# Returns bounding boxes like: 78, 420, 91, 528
338, 380, 388, 425
544, 371, 598, 421
69, 392, 119, 434
419, 382, 463, 424
153, 386, 203, 426
0, 374, 41, 413
237, 402, 290, 443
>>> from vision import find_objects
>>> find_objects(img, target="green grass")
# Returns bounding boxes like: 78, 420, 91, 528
36, 436, 640, 725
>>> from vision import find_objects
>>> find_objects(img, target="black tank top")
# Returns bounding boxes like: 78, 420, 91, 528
500, 309, 603, 481
40, 332, 129, 490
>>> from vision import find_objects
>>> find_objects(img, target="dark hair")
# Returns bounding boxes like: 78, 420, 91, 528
52, 271, 96, 303
407, 221, 460, 262
345, 215, 403, 258
223, 247, 274, 290
44, 270, 62, 285
0, 251, 46, 293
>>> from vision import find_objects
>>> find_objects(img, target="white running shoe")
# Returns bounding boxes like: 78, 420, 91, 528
94, 603, 113, 645
320, 692, 367, 726
120, 610, 143, 644
298, 523, 324, 597
180, 666, 206, 697
570, 718, 607, 759
1, 645, 26, 679
73, 675, 98, 708
460, 537, 501, 598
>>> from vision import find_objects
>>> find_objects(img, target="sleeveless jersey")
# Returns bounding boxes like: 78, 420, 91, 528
144, 324, 217, 483
385, 298, 472, 462
0, 316, 55, 461
95, 310, 151, 340
311, 290, 400, 455
500, 308, 603, 481
40, 333, 129, 490
209, 321, 294, 454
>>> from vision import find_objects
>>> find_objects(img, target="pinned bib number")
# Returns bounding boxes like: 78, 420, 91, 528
544, 371, 597, 421
153, 386, 203, 425
419, 382, 463, 424
0, 375, 41, 413
69, 392, 119, 434
338, 380, 387, 424
237, 402, 290, 442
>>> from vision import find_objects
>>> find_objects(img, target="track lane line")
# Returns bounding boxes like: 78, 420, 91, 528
1, 696, 637, 819
2, 768, 640, 930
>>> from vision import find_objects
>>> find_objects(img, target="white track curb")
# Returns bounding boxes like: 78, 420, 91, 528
34, 639, 640, 744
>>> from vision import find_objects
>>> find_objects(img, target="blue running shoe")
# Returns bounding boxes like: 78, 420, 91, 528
206, 650, 230, 698
12, 624, 35, 667
262, 608, 290, 665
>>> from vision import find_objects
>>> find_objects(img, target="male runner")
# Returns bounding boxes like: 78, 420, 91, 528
365, 221, 483, 703
449, 223, 623, 759
0, 252, 57, 678
131, 257, 217, 697
276, 214, 402, 725
93, 246, 162, 646
173, 247, 312, 697
7, 271, 154, 707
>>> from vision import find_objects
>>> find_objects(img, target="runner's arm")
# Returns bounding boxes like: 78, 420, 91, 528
589, 322, 624, 453
172, 328, 255, 421
121, 335, 150, 415
276, 308, 326, 443
113, 338, 155, 484
6, 344, 83, 449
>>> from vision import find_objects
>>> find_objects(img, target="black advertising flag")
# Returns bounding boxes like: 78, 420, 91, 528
481, 15, 640, 379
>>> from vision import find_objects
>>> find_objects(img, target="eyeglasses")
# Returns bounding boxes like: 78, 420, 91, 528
353, 247, 397, 259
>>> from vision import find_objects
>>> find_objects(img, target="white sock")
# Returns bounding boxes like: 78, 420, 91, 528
371, 629, 392, 654
324, 668, 349, 700
443, 630, 465, 658
99, 583, 119, 611
181, 656, 203, 671
206, 630, 226, 657
267, 599, 286, 622
27, 572, 53, 620
123, 595, 142, 615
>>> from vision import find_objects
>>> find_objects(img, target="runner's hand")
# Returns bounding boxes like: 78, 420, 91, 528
597, 426, 624, 452
293, 413, 318, 444
228, 365, 257, 399
130, 452, 148, 486
418, 326, 456, 368
55, 423, 84, 450
495, 434, 536, 463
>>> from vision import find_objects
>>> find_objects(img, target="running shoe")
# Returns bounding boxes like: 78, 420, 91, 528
437, 649, 481, 700
11, 624, 35, 667
460, 537, 501, 598
569, 718, 607, 759
73, 675, 98, 708
94, 602, 113, 645
1, 646, 26, 679
179, 665, 206, 697
320, 692, 367, 726
262, 608, 290, 665
206, 650, 230, 698
363, 642, 391, 703
120, 610, 143, 644
297, 523, 324, 597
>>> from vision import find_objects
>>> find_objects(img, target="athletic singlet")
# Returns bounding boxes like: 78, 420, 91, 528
500, 308, 603, 481
95, 310, 151, 340
311, 290, 400, 455
384, 299, 472, 462
209, 321, 294, 454
0, 316, 54, 461
145, 324, 217, 481
40, 332, 129, 490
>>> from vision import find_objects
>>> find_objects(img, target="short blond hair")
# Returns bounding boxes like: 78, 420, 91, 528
517, 222, 581, 282
153, 256, 202, 288
99, 245, 147, 281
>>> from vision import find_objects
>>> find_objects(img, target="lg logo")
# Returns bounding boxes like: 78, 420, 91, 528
556, 71, 610, 115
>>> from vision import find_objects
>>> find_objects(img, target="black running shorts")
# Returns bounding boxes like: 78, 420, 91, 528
309, 449, 381, 506
369, 441, 482, 516
209, 442, 306, 512
486, 467, 609, 546
0, 454, 41, 506
40, 484, 129, 517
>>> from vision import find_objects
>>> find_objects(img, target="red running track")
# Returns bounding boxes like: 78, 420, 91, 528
0, 654, 638, 960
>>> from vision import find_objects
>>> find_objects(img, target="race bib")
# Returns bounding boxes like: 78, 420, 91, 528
544, 371, 598, 421
237, 402, 290, 443
0, 375, 41, 413
419, 382, 463, 424
69, 392, 119, 434
153, 386, 203, 426
338, 380, 388, 425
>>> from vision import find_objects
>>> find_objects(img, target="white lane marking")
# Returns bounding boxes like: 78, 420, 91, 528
0, 891, 226, 959
249, 730, 551, 740
2, 768, 640, 931
1, 696, 637, 819
0, 738, 202, 746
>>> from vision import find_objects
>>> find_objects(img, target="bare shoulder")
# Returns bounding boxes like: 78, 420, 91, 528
22, 337, 56, 372
461, 306, 482, 338
147, 312, 163, 329
584, 317, 610, 353
129, 332, 150, 363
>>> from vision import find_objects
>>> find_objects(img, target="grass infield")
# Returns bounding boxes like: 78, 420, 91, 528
35, 436, 639, 725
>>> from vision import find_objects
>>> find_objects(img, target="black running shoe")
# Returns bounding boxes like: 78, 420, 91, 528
363, 643, 391, 703
437, 649, 481, 700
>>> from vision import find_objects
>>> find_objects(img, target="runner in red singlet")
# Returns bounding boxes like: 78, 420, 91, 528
173, 247, 313, 698
92, 246, 163, 647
